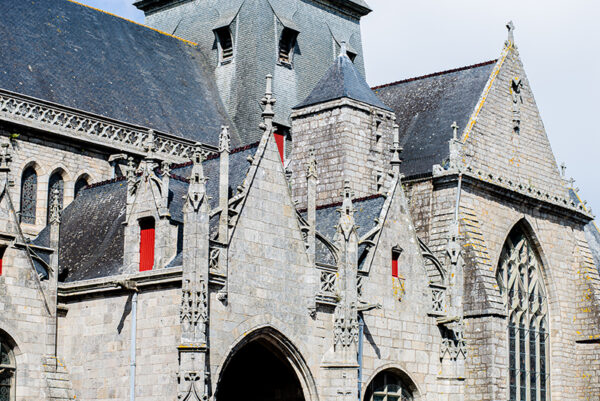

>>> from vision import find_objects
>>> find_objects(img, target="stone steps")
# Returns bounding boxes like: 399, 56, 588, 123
43, 356, 76, 401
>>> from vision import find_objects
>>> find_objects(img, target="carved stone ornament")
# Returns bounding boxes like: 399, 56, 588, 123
186, 145, 208, 212
180, 279, 208, 341
440, 319, 467, 361
306, 147, 317, 180
177, 371, 208, 401
49, 188, 61, 225
337, 181, 356, 241
219, 126, 231, 153
333, 303, 359, 348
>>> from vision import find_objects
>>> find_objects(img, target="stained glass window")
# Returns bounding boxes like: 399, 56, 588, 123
74, 176, 89, 198
366, 371, 413, 401
20, 167, 37, 224
47, 172, 64, 224
0, 339, 15, 401
497, 228, 549, 401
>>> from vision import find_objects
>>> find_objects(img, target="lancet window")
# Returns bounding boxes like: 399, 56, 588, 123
20, 167, 37, 224
74, 175, 89, 198
0, 338, 15, 401
496, 228, 549, 401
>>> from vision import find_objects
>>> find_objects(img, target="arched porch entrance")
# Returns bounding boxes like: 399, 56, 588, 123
215, 327, 315, 401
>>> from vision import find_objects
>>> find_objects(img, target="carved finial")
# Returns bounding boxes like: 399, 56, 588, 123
161, 160, 171, 177
0, 143, 12, 172
219, 126, 231, 153
390, 123, 403, 173
506, 21, 515, 44
451, 121, 459, 141
336, 180, 357, 240
560, 162, 567, 177
340, 41, 347, 58
568, 177, 576, 188
144, 129, 156, 155
186, 143, 208, 212
306, 147, 318, 180
260, 75, 276, 128
49, 188, 61, 225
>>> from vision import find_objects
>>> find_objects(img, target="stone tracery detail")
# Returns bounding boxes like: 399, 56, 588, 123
333, 303, 359, 348
496, 228, 549, 401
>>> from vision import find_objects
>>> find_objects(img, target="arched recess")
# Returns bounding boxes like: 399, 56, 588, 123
495, 219, 550, 401
0, 329, 19, 401
74, 173, 91, 198
362, 366, 421, 401
19, 164, 38, 224
46, 168, 67, 223
215, 326, 318, 401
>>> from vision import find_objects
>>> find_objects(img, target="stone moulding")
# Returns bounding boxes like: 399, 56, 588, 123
432, 168, 593, 224
56, 267, 226, 299
0, 88, 217, 163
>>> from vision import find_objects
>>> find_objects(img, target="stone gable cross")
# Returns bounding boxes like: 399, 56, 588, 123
506, 21, 515, 43
451, 121, 459, 140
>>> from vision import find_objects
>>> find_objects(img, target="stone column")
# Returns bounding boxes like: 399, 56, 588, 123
178, 144, 210, 401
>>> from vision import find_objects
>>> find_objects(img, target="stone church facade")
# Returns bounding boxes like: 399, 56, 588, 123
0, 1, 598, 401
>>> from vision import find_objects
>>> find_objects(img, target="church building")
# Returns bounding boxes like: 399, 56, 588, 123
0, 1, 598, 400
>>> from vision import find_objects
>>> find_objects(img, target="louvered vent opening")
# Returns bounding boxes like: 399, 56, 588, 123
216, 27, 233, 62
278, 28, 298, 64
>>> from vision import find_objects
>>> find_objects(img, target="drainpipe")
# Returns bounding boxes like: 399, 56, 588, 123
357, 303, 381, 401
357, 313, 365, 401
130, 291, 138, 401
115, 280, 139, 401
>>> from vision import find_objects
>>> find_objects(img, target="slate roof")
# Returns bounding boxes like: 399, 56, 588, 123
294, 53, 392, 111
0, 0, 239, 147
373, 61, 496, 178
50, 142, 258, 282
301, 195, 386, 267
56, 180, 127, 283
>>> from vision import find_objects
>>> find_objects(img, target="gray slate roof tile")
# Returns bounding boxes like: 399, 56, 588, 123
373, 61, 495, 178
0, 0, 239, 147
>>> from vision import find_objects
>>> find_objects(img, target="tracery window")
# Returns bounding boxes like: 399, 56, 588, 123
47, 172, 64, 224
365, 371, 413, 401
496, 228, 549, 401
0, 338, 15, 401
20, 167, 37, 224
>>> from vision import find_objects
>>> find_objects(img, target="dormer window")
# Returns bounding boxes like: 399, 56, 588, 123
278, 28, 298, 65
139, 218, 155, 272
215, 26, 233, 63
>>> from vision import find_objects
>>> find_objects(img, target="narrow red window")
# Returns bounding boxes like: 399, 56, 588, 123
391, 247, 401, 278
139, 219, 155, 272
0, 247, 6, 276
273, 132, 285, 163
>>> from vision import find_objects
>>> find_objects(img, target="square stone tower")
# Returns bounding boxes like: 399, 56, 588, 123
289, 49, 396, 208
134, 0, 372, 145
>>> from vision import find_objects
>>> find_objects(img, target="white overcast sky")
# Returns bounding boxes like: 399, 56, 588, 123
79, 0, 599, 216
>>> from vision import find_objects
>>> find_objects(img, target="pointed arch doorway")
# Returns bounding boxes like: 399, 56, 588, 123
216, 328, 314, 401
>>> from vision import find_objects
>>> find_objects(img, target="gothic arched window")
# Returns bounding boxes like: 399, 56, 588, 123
365, 371, 414, 401
47, 171, 64, 224
20, 166, 37, 224
496, 228, 549, 401
74, 175, 89, 198
0, 337, 15, 401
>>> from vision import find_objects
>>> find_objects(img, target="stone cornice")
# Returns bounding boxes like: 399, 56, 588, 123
290, 97, 394, 120
57, 267, 226, 299
0, 88, 217, 163
308, 0, 371, 19
432, 168, 593, 224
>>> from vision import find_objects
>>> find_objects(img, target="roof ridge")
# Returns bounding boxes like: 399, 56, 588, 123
371, 60, 498, 90
67, 0, 199, 47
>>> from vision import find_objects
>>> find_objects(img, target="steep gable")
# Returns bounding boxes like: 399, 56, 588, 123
460, 44, 568, 199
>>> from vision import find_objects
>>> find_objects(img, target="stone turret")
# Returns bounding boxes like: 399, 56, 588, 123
135, 0, 372, 145
290, 46, 396, 208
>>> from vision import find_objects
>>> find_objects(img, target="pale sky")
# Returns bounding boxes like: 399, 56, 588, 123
78, 0, 600, 216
